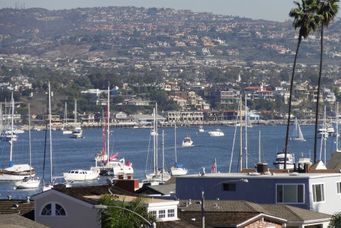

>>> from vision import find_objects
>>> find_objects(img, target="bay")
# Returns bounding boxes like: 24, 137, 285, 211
0, 125, 337, 199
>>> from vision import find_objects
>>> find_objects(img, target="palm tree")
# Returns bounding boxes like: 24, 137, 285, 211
313, 0, 339, 164
285, 0, 319, 169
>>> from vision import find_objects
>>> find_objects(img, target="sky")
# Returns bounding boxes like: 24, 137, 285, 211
0, 0, 301, 22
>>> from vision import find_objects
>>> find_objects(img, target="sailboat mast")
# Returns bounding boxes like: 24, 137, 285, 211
245, 94, 248, 169
28, 103, 32, 167
48, 82, 53, 183
64, 102, 68, 126
162, 130, 165, 181
155, 103, 159, 173
239, 96, 243, 172
0, 103, 3, 132
153, 107, 156, 174
74, 99, 77, 124
107, 86, 110, 164
258, 130, 261, 163
9, 92, 14, 163
337, 102, 340, 152
174, 124, 177, 163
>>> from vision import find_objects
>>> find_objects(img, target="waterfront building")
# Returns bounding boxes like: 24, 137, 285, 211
32, 184, 179, 227
176, 171, 341, 215
166, 111, 204, 124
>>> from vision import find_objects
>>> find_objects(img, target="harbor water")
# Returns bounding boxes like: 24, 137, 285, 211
0, 125, 337, 199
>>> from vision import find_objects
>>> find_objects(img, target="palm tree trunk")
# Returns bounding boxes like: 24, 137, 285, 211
284, 36, 302, 169
314, 24, 324, 164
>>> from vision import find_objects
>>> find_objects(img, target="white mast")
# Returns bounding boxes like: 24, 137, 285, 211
9, 92, 14, 163
48, 82, 53, 183
162, 130, 165, 181
107, 86, 110, 164
174, 123, 177, 163
28, 103, 32, 167
74, 99, 77, 124
337, 102, 340, 152
258, 130, 262, 163
155, 103, 159, 173
153, 107, 156, 175
245, 94, 248, 169
239, 97, 243, 172
0, 103, 3, 132
63, 102, 68, 127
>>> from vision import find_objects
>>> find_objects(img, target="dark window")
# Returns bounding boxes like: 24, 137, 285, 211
276, 184, 304, 203
55, 204, 66, 216
41, 203, 52, 215
222, 183, 236, 191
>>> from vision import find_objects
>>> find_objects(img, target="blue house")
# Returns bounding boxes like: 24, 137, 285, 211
176, 172, 341, 215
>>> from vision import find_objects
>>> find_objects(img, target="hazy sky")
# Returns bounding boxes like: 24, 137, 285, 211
0, 0, 303, 22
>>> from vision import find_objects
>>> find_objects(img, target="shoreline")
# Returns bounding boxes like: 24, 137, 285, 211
18, 118, 321, 130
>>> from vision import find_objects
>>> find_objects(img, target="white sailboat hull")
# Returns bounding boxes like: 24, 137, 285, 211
0, 164, 35, 181
170, 167, 188, 176
15, 177, 41, 189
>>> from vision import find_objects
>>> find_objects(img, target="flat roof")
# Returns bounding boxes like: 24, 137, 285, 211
178, 172, 341, 179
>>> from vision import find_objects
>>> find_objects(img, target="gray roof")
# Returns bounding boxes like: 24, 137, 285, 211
179, 200, 331, 223
148, 183, 176, 195
0, 214, 48, 228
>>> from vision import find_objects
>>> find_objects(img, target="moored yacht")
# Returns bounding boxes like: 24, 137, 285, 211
15, 176, 41, 189
273, 151, 295, 170
0, 164, 35, 181
182, 136, 193, 147
63, 168, 99, 181
71, 126, 83, 138
208, 128, 224, 137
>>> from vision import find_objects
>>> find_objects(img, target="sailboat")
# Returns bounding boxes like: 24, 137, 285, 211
143, 104, 171, 185
170, 124, 188, 176
43, 82, 55, 191
0, 93, 35, 181
92, 86, 133, 177
62, 102, 72, 135
15, 104, 41, 189
290, 118, 306, 141
71, 99, 83, 138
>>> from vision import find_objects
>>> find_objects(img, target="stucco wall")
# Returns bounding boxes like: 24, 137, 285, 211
35, 192, 101, 228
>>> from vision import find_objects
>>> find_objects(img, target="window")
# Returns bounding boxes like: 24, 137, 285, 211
276, 184, 304, 203
337, 182, 341, 194
41, 203, 52, 215
168, 209, 175, 218
55, 204, 66, 216
222, 183, 236, 192
158, 210, 165, 218
149, 210, 156, 218
41, 203, 66, 216
313, 184, 325, 202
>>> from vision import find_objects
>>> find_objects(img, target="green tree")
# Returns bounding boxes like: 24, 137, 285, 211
313, 0, 339, 163
329, 212, 341, 228
99, 194, 155, 228
284, 0, 319, 168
